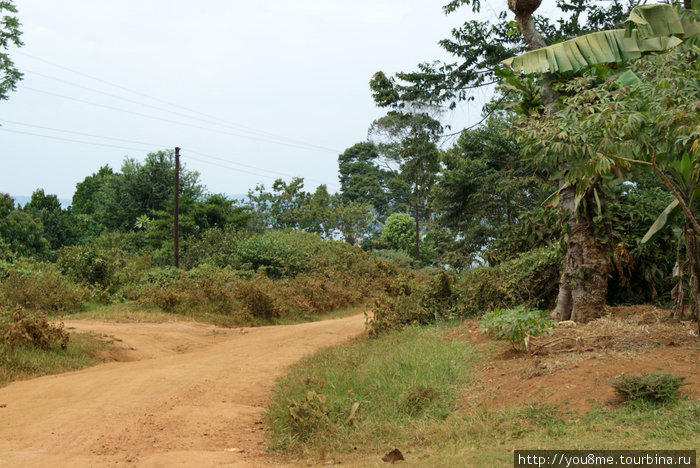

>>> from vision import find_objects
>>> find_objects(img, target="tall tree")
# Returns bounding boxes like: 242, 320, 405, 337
0, 0, 23, 101
0, 193, 49, 258
432, 116, 553, 265
368, 107, 442, 260
73, 151, 202, 232
338, 142, 395, 221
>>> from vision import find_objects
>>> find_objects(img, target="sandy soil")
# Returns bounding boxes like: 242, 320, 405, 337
0, 314, 366, 467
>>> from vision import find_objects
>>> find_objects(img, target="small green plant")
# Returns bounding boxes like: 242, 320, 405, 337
609, 373, 687, 403
480, 305, 553, 349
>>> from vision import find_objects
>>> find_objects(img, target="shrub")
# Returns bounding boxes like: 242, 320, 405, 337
57, 244, 150, 299
609, 373, 687, 403
180, 227, 248, 270
237, 230, 319, 278
480, 305, 553, 349
0, 267, 87, 312
457, 245, 561, 316
370, 249, 416, 269
365, 271, 458, 337
234, 278, 280, 320
0, 306, 69, 350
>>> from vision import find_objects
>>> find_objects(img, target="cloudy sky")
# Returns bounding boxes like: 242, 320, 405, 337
2, 1, 559, 202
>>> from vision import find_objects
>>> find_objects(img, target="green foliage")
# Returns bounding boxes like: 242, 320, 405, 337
137, 231, 400, 324
0, 266, 87, 312
180, 226, 248, 270
366, 270, 458, 336
0, 194, 50, 259
433, 117, 554, 266
266, 326, 474, 453
0, 305, 69, 350
371, 249, 416, 269
480, 305, 553, 349
332, 200, 375, 246
381, 213, 415, 254
237, 230, 321, 278
57, 244, 150, 297
73, 151, 202, 232
605, 185, 677, 303
71, 165, 114, 216
457, 245, 562, 316
371, 0, 631, 111
338, 141, 396, 222
486, 206, 560, 264
0, 0, 23, 101
609, 373, 687, 404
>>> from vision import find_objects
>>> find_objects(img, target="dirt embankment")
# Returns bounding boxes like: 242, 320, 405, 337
452, 305, 700, 413
0, 315, 366, 467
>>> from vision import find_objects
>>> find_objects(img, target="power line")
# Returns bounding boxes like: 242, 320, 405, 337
0, 118, 333, 185
24, 67, 339, 152
0, 118, 166, 148
20, 85, 341, 154
18, 52, 341, 153
0, 124, 339, 190
186, 149, 330, 186
0, 127, 161, 152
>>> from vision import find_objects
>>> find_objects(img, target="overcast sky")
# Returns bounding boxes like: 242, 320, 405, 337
2, 1, 559, 202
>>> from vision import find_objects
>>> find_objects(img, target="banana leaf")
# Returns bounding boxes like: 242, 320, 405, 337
502, 4, 698, 75
641, 199, 681, 244
625, 3, 700, 40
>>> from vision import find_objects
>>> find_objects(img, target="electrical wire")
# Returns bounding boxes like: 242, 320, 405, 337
18, 52, 341, 153
0, 118, 332, 184
19, 85, 341, 154
0, 122, 339, 190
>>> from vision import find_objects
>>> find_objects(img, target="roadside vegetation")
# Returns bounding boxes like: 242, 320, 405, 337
0, 306, 107, 386
1, 0, 699, 465
265, 322, 700, 466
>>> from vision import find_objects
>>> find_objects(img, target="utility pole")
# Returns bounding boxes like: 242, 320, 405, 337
174, 147, 180, 268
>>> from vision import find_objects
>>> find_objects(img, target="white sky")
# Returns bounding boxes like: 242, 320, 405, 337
2, 0, 559, 201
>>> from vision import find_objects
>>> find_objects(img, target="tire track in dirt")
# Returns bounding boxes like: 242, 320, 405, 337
0, 314, 366, 467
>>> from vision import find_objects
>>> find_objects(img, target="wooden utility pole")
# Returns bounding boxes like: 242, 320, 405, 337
174, 147, 180, 268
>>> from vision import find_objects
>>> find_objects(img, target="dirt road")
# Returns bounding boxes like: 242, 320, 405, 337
0, 314, 366, 467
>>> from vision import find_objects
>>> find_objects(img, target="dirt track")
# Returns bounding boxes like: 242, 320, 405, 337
0, 314, 366, 467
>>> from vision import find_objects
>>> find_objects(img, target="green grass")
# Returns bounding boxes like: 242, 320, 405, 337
266, 325, 477, 456
66, 301, 367, 328
0, 332, 108, 387
266, 325, 700, 466
269, 303, 368, 325
65, 301, 195, 323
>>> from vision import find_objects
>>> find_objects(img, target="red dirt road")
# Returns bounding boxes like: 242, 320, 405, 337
0, 314, 366, 467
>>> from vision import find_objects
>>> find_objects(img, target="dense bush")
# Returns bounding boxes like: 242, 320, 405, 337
609, 373, 687, 403
180, 227, 247, 270
0, 306, 70, 350
132, 229, 404, 324
0, 266, 88, 312
57, 244, 150, 296
480, 305, 553, 349
456, 245, 561, 317
370, 249, 417, 269
366, 270, 458, 336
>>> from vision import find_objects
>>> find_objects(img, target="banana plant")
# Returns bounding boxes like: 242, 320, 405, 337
501, 4, 699, 74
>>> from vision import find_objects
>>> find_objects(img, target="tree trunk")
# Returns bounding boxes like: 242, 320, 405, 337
414, 180, 420, 261
686, 226, 700, 334
509, 0, 610, 322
